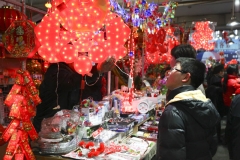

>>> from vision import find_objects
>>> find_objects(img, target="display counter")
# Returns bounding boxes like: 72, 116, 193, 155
33, 140, 156, 160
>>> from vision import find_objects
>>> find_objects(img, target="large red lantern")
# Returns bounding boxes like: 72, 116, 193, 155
35, 11, 63, 62
59, 0, 110, 32
59, 44, 75, 63
0, 6, 27, 33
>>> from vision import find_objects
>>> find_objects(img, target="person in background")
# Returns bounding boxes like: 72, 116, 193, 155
222, 64, 240, 111
156, 57, 220, 160
33, 57, 115, 133
205, 63, 226, 143
225, 88, 240, 160
169, 44, 206, 97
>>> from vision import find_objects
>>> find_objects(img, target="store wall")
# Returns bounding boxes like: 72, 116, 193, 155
173, 13, 240, 30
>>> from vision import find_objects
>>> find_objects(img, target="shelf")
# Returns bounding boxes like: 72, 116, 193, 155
133, 117, 150, 134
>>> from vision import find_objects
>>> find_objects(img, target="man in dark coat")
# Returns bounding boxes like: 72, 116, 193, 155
156, 58, 220, 160
225, 88, 240, 160
33, 58, 115, 133
205, 63, 226, 143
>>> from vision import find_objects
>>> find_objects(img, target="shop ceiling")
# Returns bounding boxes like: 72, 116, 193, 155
0, 0, 238, 30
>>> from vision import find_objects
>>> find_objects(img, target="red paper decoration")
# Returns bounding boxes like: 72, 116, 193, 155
190, 21, 215, 51
3, 20, 37, 58
2, 70, 41, 160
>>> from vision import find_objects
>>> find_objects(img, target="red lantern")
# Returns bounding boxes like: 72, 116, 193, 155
3, 20, 37, 58
73, 32, 94, 53
38, 46, 63, 63
74, 56, 92, 75
0, 6, 27, 33
59, 44, 76, 63
59, 0, 109, 32
105, 13, 131, 48
35, 11, 63, 62
89, 31, 109, 63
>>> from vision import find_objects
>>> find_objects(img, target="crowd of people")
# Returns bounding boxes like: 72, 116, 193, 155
156, 44, 240, 160
33, 44, 240, 160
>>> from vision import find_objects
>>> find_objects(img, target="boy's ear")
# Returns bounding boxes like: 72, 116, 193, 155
182, 73, 191, 83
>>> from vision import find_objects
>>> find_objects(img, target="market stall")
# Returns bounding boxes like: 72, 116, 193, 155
0, 0, 239, 160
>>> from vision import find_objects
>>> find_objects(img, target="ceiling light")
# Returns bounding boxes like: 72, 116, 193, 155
229, 30, 236, 38
235, 0, 240, 6
227, 0, 240, 26
228, 38, 234, 45
227, 16, 240, 26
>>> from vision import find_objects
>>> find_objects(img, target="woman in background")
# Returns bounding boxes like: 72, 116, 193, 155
222, 64, 240, 110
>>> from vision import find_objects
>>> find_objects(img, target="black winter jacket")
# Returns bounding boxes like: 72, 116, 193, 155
157, 86, 220, 160
33, 62, 102, 132
225, 94, 240, 160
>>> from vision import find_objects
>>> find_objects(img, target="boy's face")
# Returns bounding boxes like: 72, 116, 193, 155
166, 62, 190, 90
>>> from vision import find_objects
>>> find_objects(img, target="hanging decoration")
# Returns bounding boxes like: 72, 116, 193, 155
109, 0, 177, 31
1, 70, 41, 160
2, 20, 39, 58
190, 21, 216, 51
0, 6, 27, 33
0, 124, 5, 146
145, 27, 179, 64
34, 0, 131, 75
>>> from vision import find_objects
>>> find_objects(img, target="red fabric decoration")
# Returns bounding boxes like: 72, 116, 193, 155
101, 76, 107, 98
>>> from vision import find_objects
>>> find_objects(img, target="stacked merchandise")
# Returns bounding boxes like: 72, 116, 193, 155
136, 121, 158, 141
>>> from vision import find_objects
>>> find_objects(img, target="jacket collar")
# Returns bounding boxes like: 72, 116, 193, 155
167, 85, 195, 101
166, 85, 208, 105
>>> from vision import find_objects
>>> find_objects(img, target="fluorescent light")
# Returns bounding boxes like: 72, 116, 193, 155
228, 39, 234, 45
235, 0, 240, 6
229, 30, 236, 38
226, 16, 240, 26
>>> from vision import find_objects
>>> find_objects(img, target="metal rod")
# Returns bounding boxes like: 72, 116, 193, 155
2, 0, 46, 15
21, 0, 25, 14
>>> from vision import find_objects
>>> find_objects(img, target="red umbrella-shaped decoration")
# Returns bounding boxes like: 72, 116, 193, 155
2, 20, 37, 58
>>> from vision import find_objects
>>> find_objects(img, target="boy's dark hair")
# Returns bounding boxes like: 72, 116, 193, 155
171, 44, 197, 59
212, 63, 224, 74
176, 57, 206, 89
